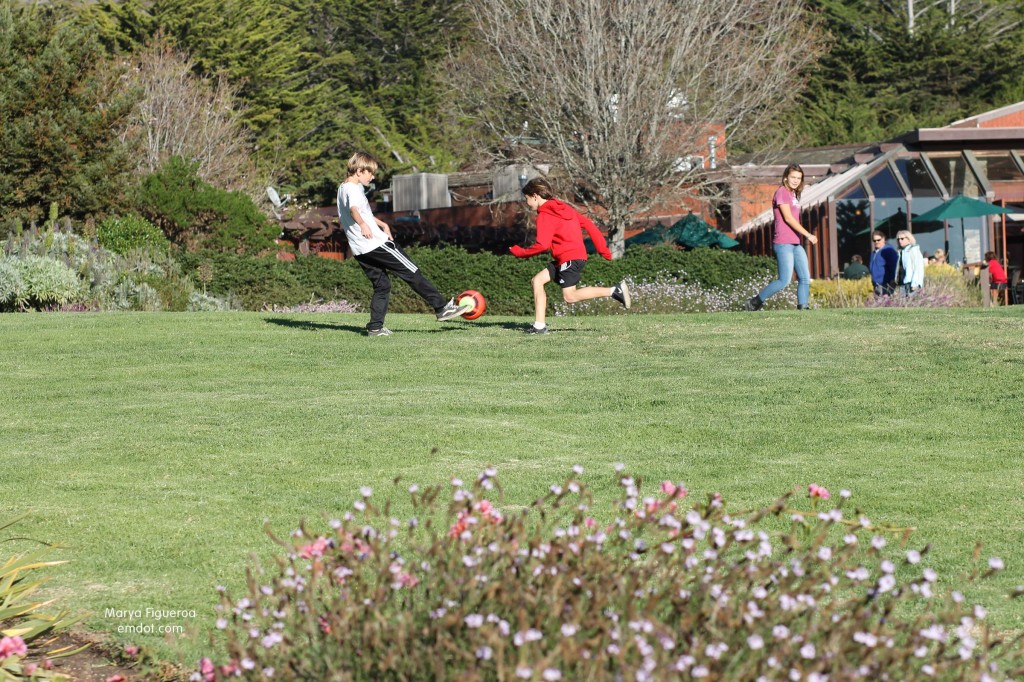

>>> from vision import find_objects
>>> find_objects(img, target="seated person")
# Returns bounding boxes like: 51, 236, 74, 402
843, 254, 870, 280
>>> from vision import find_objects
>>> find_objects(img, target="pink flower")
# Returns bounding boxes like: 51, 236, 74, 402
199, 657, 216, 682
299, 536, 330, 559
0, 636, 28, 659
123, 644, 140, 656
398, 572, 419, 588
107, 676, 127, 682
808, 484, 831, 500
661, 480, 678, 496
584, 517, 596, 528
22, 663, 38, 675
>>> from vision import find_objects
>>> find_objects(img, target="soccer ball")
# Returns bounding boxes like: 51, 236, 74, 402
457, 290, 486, 320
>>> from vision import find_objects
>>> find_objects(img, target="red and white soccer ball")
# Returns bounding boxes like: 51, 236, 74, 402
457, 290, 487, 320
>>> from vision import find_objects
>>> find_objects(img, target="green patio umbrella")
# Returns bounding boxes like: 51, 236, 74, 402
911, 195, 1014, 258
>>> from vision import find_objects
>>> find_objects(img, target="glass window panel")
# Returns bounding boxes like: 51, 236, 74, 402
875, 199, 908, 236
839, 184, 866, 201
867, 166, 903, 198
894, 158, 942, 197
909, 197, 946, 262
973, 152, 1024, 182
928, 154, 982, 196
835, 197, 872, 270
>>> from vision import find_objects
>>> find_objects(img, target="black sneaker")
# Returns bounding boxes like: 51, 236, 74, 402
367, 327, 393, 337
436, 297, 472, 321
524, 325, 549, 335
744, 295, 764, 311
611, 281, 631, 309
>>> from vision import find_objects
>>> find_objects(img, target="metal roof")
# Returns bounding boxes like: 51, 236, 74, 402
735, 163, 871, 235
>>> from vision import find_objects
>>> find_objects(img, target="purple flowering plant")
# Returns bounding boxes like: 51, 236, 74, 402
199, 469, 1023, 681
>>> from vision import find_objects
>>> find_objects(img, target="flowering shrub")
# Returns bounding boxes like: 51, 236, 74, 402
810, 278, 874, 308
262, 299, 361, 314
201, 469, 1022, 681
554, 273, 797, 316
1, 224, 233, 311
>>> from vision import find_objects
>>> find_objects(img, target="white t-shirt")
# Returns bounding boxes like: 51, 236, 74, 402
337, 182, 388, 256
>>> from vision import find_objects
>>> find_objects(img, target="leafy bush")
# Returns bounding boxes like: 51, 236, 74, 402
97, 214, 171, 255
810, 278, 875, 308
0, 260, 26, 310
1, 223, 232, 312
202, 469, 1022, 681
0, 514, 83, 681
133, 157, 277, 255
12, 256, 83, 309
184, 246, 776, 314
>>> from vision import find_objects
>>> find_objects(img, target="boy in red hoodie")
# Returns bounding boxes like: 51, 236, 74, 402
510, 178, 630, 334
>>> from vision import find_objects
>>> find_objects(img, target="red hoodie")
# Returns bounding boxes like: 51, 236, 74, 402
510, 199, 613, 263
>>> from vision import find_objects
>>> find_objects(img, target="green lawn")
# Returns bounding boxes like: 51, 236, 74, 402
2, 308, 1022, 666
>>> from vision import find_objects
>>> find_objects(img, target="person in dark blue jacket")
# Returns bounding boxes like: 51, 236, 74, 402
868, 230, 898, 296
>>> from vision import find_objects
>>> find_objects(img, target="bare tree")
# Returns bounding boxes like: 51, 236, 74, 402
120, 35, 271, 201
446, 0, 820, 256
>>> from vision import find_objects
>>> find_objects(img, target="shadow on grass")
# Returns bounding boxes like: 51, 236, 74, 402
263, 316, 588, 334
263, 317, 365, 334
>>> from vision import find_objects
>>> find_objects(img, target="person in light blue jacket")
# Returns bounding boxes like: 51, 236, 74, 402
895, 230, 924, 295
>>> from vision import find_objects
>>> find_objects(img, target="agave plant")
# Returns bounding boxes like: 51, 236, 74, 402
1, 514, 85, 681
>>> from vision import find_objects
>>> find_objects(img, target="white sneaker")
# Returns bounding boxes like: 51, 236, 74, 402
436, 298, 472, 321
367, 327, 393, 336
611, 281, 631, 309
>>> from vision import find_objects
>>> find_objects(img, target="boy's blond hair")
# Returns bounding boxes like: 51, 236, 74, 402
347, 152, 379, 177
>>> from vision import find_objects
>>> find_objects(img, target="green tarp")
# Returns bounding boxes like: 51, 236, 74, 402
625, 214, 738, 249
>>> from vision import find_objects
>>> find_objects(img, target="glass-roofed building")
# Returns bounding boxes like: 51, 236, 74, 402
728, 102, 1024, 287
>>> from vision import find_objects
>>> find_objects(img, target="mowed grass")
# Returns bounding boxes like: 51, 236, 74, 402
2, 308, 1023, 665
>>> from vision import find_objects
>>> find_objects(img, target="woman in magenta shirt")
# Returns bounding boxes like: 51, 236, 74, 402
745, 164, 819, 311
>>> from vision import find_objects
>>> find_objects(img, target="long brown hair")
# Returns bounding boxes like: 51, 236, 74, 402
781, 163, 805, 199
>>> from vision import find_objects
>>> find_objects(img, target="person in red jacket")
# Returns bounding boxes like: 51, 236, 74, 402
985, 250, 1008, 305
510, 178, 630, 334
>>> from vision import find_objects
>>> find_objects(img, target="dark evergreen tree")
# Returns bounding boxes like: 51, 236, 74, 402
0, 0, 138, 224
797, 0, 1024, 146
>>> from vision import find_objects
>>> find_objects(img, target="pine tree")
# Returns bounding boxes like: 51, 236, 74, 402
0, 0, 138, 225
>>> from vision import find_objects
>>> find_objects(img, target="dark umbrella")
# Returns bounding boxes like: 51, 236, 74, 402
911, 195, 1014, 261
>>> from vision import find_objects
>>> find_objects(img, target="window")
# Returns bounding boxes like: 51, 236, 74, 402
927, 153, 982, 197
973, 152, 1024, 183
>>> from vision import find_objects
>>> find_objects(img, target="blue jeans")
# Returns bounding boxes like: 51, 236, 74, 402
759, 243, 810, 305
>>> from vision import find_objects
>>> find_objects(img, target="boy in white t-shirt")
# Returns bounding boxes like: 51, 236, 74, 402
336, 152, 469, 336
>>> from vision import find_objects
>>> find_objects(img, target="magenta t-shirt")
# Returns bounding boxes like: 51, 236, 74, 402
772, 186, 800, 245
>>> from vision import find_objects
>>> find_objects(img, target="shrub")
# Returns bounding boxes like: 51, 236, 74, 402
133, 157, 277, 255
202, 469, 1022, 681
14, 256, 83, 309
97, 214, 171, 255
0, 514, 83, 681
813, 265, 983, 310
0, 259, 26, 311
184, 246, 776, 314
810, 278, 874, 309
1, 223, 236, 312
555, 272, 797, 316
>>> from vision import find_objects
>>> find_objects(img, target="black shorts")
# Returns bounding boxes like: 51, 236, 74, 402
547, 260, 587, 288
990, 282, 1007, 291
